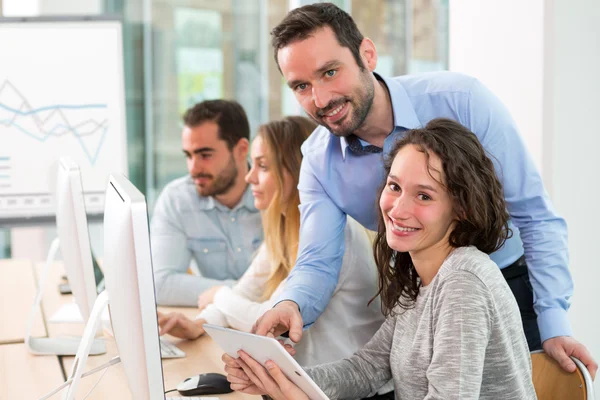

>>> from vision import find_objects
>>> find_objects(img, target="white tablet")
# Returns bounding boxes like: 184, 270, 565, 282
203, 324, 329, 400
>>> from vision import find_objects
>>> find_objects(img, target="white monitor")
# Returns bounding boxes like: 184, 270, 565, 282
102, 173, 165, 400
55, 157, 97, 321
25, 157, 105, 356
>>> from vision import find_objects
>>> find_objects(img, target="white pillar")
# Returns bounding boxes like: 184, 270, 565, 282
450, 0, 600, 391
449, 0, 545, 174
547, 0, 600, 392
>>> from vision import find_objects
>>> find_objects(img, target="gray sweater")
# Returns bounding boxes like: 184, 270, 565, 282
307, 246, 536, 399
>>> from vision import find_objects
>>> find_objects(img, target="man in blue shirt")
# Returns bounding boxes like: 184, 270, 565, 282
151, 100, 263, 307
254, 3, 597, 378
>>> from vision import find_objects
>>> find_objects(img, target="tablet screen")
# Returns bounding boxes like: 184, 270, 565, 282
203, 324, 329, 400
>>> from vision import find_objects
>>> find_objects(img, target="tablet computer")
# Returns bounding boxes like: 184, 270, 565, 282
203, 324, 329, 400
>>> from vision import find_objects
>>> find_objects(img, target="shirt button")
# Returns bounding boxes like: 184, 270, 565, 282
236, 247, 241, 252
203, 248, 208, 253
231, 217, 236, 222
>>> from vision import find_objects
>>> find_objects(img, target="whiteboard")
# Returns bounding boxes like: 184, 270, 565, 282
0, 17, 128, 221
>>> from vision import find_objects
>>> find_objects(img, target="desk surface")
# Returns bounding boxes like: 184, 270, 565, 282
160, 307, 257, 399
0, 259, 47, 343
38, 262, 258, 400
0, 343, 64, 399
61, 334, 258, 399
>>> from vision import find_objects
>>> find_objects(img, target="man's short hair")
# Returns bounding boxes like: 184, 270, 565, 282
182, 100, 250, 150
271, 2, 365, 71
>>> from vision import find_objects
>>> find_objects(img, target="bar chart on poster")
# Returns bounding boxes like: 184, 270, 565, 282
0, 18, 127, 221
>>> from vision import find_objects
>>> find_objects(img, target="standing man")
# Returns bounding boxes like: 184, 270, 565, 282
254, 3, 596, 377
152, 100, 263, 307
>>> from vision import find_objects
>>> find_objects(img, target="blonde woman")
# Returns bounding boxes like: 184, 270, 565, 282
158, 116, 384, 367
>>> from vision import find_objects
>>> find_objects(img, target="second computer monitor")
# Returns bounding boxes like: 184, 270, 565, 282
55, 157, 97, 321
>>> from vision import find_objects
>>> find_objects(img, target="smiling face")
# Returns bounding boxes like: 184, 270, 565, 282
245, 135, 294, 211
277, 27, 376, 137
182, 121, 239, 197
380, 144, 456, 260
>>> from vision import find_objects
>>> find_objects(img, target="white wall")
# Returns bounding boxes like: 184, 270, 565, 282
449, 0, 544, 173
451, 0, 599, 392
549, 0, 600, 391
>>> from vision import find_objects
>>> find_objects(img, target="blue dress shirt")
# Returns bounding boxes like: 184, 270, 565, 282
279, 71, 572, 342
151, 175, 263, 306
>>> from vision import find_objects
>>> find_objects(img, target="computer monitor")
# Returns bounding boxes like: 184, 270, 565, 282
55, 157, 97, 321
60, 173, 191, 400
26, 157, 105, 356
101, 173, 165, 399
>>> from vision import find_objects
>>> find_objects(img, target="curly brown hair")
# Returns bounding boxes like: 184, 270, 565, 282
373, 118, 512, 316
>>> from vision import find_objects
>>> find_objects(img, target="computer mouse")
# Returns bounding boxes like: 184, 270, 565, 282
176, 372, 234, 396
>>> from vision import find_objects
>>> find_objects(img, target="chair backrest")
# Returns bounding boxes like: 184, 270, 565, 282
531, 351, 594, 400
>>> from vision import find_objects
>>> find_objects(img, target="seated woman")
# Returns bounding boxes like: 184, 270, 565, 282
223, 118, 537, 399
158, 116, 385, 367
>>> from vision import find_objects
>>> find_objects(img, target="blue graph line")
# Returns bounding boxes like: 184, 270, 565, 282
0, 120, 105, 138
0, 157, 9, 161
0, 120, 109, 165
80, 126, 109, 165
0, 103, 107, 115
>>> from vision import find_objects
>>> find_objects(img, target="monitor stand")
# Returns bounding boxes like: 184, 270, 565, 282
25, 237, 106, 356
62, 290, 110, 400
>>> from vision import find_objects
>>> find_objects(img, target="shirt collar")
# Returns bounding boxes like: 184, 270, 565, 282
193, 179, 257, 213
340, 72, 421, 159
234, 184, 259, 212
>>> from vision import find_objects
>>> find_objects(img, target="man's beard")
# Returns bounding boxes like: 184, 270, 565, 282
193, 155, 238, 197
313, 69, 375, 137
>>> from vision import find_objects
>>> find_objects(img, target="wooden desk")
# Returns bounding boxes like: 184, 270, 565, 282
162, 334, 256, 399
61, 334, 258, 399
60, 339, 135, 399
39, 261, 258, 399
0, 343, 64, 399
0, 259, 47, 343
159, 307, 257, 399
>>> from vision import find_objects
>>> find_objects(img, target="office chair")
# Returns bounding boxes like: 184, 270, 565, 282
531, 350, 595, 400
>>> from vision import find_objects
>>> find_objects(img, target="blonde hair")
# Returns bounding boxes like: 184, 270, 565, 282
257, 116, 316, 300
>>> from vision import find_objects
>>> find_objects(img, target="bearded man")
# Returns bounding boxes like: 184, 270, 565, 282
152, 100, 262, 307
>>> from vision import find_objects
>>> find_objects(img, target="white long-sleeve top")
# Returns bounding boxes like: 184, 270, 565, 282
197, 217, 385, 367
